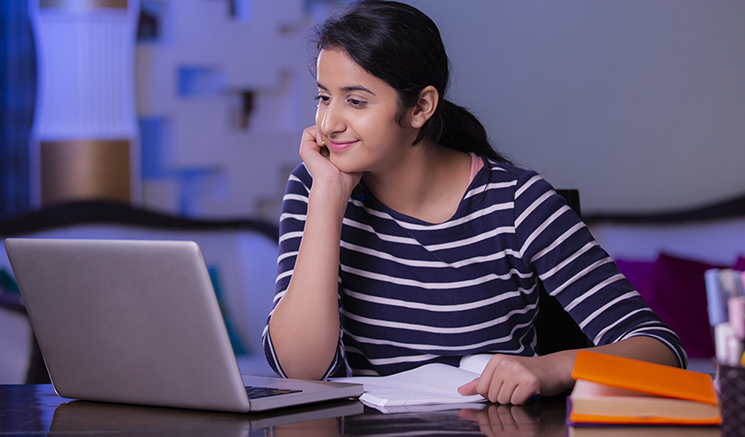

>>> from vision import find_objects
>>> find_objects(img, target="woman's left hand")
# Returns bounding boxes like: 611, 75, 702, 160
457, 352, 575, 405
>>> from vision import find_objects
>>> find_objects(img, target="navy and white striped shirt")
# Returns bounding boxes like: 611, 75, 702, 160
263, 158, 687, 377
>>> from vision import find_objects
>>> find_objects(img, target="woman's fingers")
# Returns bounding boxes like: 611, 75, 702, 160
297, 125, 362, 202
457, 378, 479, 396
459, 355, 542, 405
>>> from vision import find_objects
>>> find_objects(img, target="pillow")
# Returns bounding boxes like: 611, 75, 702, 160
614, 258, 656, 308
733, 256, 745, 271
650, 253, 723, 359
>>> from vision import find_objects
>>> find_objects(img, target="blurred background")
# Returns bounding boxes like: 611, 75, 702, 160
1, 0, 744, 384
1, 0, 744, 223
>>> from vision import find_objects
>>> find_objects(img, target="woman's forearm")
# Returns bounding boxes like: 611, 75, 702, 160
268, 182, 350, 380
459, 336, 680, 404
591, 335, 680, 367
541, 336, 681, 396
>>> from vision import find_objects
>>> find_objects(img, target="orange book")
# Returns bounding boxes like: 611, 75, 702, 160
568, 350, 721, 426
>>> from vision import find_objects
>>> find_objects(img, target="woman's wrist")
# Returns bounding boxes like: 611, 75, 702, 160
309, 178, 357, 217
536, 349, 578, 395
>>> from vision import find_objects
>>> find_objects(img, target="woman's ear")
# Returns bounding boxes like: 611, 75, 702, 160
410, 86, 439, 129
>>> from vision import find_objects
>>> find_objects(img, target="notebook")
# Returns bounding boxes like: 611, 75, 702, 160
568, 350, 720, 426
4, 238, 363, 413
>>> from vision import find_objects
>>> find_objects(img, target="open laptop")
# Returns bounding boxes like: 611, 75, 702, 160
4, 238, 362, 413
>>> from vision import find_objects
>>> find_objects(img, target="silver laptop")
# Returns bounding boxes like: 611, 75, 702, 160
4, 238, 362, 413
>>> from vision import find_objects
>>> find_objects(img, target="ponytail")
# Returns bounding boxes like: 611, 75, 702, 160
421, 99, 512, 164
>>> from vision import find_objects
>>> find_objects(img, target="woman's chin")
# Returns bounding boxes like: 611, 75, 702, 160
329, 155, 364, 175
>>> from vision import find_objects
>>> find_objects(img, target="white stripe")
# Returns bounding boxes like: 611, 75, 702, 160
538, 241, 598, 281
278, 230, 303, 244
579, 291, 640, 330
618, 323, 675, 341
345, 318, 535, 352
279, 212, 306, 223
277, 251, 297, 264
340, 265, 532, 290
515, 191, 553, 229
282, 193, 308, 204
464, 180, 517, 200
342, 219, 420, 245
548, 257, 614, 297
358, 202, 513, 232
518, 205, 571, 259
529, 222, 585, 264
444, 202, 514, 229
366, 354, 440, 366
342, 241, 519, 269
275, 269, 293, 284
271, 289, 286, 304
616, 320, 659, 338
289, 172, 304, 183
340, 301, 537, 334
591, 307, 650, 344
423, 226, 514, 252
615, 323, 672, 344
514, 174, 541, 199
563, 273, 626, 312
287, 173, 309, 193
343, 283, 536, 312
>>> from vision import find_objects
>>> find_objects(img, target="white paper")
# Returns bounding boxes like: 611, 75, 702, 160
333, 355, 494, 411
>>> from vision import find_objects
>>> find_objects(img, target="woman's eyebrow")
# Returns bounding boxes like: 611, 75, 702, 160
341, 85, 376, 96
316, 82, 376, 96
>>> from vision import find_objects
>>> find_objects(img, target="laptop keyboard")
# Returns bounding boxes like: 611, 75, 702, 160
245, 386, 303, 399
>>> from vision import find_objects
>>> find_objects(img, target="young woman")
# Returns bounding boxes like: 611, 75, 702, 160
263, 0, 685, 405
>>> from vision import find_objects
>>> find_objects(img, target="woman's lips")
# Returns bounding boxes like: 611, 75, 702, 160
326, 140, 358, 153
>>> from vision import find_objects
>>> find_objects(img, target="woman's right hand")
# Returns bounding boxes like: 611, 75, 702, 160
299, 126, 362, 202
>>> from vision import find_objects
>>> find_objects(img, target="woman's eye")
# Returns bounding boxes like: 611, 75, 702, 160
314, 95, 330, 104
348, 99, 366, 107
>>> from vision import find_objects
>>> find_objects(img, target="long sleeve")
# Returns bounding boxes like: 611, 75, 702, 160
511, 170, 687, 368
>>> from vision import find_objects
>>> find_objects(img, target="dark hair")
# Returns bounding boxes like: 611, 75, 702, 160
312, 0, 511, 164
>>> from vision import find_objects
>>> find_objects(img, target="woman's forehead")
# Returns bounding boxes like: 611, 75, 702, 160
316, 48, 390, 93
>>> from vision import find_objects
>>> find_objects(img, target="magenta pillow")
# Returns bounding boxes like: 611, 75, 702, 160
614, 258, 656, 308
733, 256, 745, 271
649, 253, 723, 359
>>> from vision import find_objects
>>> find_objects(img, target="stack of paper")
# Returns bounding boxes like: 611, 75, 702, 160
333, 355, 491, 413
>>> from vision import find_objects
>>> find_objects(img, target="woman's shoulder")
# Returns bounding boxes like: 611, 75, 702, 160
478, 159, 561, 206
482, 159, 540, 184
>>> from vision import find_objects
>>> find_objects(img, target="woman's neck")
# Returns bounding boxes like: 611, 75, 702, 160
363, 141, 472, 224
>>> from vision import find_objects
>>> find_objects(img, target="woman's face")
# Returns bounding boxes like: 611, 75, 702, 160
315, 48, 418, 175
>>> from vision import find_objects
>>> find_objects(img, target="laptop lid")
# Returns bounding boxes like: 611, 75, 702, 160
4, 238, 362, 413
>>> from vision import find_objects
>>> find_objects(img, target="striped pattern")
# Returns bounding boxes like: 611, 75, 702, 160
263, 159, 687, 378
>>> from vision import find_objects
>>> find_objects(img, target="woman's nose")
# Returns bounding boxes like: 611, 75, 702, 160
318, 101, 345, 136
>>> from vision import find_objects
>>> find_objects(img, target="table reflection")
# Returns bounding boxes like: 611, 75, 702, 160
49, 397, 363, 435
0, 385, 570, 436
458, 404, 565, 437
338, 402, 566, 437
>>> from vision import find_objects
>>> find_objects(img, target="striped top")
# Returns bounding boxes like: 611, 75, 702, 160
263, 158, 687, 378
